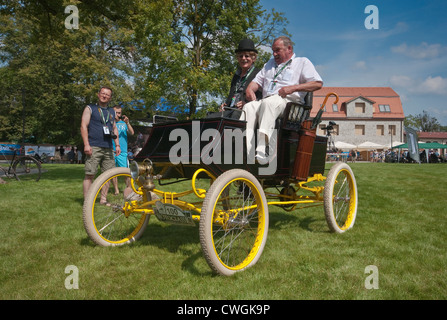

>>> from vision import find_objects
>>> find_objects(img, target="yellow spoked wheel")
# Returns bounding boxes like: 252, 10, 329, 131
323, 162, 358, 233
83, 167, 150, 246
199, 169, 269, 276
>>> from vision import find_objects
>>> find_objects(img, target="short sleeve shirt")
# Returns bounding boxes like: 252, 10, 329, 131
253, 54, 323, 104
113, 120, 129, 155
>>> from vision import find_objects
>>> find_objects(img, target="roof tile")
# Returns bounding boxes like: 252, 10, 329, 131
311, 87, 404, 119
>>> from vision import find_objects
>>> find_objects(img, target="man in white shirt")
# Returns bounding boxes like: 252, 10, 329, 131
241, 36, 323, 162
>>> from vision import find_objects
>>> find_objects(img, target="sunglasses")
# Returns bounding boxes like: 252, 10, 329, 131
237, 54, 252, 59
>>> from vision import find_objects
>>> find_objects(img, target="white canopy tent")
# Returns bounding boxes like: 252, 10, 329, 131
356, 141, 384, 150
334, 141, 357, 150
356, 141, 385, 161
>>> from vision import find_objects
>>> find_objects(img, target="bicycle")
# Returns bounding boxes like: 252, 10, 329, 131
0, 147, 42, 182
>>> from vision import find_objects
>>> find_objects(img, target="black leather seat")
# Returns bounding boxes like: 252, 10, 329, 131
277, 92, 313, 131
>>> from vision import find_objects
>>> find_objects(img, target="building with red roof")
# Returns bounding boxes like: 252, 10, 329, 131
312, 87, 405, 149
417, 131, 447, 144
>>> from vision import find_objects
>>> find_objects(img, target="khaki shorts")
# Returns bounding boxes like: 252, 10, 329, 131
84, 146, 115, 176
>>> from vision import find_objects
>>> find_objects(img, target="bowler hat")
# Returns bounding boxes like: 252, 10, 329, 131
235, 39, 258, 53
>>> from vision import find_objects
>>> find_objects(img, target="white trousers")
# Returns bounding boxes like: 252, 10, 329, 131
240, 95, 289, 157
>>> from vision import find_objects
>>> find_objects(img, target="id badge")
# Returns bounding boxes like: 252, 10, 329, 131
230, 93, 241, 107
103, 126, 110, 135
267, 81, 277, 95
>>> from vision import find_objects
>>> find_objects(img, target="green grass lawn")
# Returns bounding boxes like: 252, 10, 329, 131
0, 162, 446, 300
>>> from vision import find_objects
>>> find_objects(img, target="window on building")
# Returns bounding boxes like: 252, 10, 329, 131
388, 125, 396, 136
318, 124, 325, 136
355, 125, 365, 135
332, 124, 339, 135
379, 104, 391, 112
332, 104, 338, 112
319, 104, 326, 112
376, 125, 384, 136
355, 102, 365, 114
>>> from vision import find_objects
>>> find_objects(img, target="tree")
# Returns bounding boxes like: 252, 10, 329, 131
0, 0, 290, 144
405, 110, 441, 132
0, 0, 139, 144
134, 0, 289, 117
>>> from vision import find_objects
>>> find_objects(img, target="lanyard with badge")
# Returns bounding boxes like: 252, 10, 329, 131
230, 66, 255, 107
268, 59, 292, 95
98, 107, 111, 135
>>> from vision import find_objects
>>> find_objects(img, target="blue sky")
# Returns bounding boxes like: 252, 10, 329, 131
259, 0, 447, 125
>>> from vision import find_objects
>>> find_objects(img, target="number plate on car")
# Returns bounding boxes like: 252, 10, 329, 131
154, 201, 195, 226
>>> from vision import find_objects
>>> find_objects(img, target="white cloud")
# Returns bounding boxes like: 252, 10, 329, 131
417, 76, 447, 94
427, 106, 447, 119
390, 75, 415, 88
335, 22, 409, 41
390, 75, 447, 95
391, 42, 447, 59
351, 61, 367, 71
